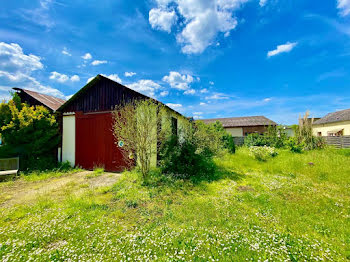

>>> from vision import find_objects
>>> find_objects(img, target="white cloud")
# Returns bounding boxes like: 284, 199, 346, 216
205, 92, 229, 100
125, 72, 137, 77
86, 74, 122, 84
62, 47, 71, 56
127, 79, 161, 97
259, 0, 267, 7
200, 102, 206, 106
0, 42, 43, 72
50, 72, 80, 83
209, 81, 214, 85
91, 60, 107, 66
200, 88, 209, 93
184, 89, 196, 95
70, 75, 80, 82
193, 115, 203, 119
20, 0, 55, 29
160, 90, 169, 97
65, 94, 74, 100
166, 103, 182, 110
149, 8, 177, 33
337, 0, 350, 16
81, 53, 92, 60
264, 97, 271, 102
192, 112, 203, 119
50, 72, 69, 83
149, 0, 248, 54
102, 74, 122, 83
162, 71, 193, 90
0, 42, 65, 99
267, 42, 298, 57
87, 76, 95, 83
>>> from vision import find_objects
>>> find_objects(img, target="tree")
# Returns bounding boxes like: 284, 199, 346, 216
0, 94, 60, 170
113, 100, 165, 178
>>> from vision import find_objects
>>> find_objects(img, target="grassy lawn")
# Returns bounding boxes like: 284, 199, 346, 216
0, 148, 349, 261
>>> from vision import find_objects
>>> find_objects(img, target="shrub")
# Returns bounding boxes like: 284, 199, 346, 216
295, 111, 326, 151
159, 135, 215, 179
244, 133, 267, 147
159, 121, 228, 179
0, 94, 60, 171
244, 126, 288, 148
286, 137, 304, 153
249, 146, 278, 161
193, 121, 235, 155
212, 121, 235, 153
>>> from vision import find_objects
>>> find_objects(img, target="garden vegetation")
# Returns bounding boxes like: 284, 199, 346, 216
0, 93, 60, 170
0, 147, 349, 260
1, 99, 348, 260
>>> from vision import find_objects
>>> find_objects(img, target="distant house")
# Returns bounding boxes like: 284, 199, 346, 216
202, 116, 277, 137
13, 88, 66, 111
281, 125, 295, 137
57, 74, 187, 172
313, 108, 350, 136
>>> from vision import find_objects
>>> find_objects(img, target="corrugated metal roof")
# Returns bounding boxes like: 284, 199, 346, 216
201, 116, 277, 127
13, 88, 66, 111
314, 108, 350, 125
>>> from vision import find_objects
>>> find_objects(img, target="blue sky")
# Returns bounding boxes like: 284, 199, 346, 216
1, 0, 350, 124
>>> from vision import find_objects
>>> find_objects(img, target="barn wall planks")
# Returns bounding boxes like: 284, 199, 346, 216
64, 77, 147, 113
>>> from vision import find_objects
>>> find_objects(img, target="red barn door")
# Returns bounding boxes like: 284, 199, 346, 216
75, 111, 130, 172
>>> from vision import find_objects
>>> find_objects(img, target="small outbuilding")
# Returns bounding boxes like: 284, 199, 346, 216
57, 74, 185, 172
202, 116, 277, 137
13, 88, 66, 111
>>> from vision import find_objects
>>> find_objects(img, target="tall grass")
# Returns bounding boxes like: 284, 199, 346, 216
0, 148, 349, 260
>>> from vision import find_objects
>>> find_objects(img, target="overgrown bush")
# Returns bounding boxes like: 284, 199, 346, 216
286, 137, 304, 153
244, 133, 267, 147
113, 100, 162, 178
159, 121, 233, 179
295, 111, 326, 151
0, 93, 60, 170
249, 146, 278, 161
244, 126, 287, 148
159, 135, 215, 179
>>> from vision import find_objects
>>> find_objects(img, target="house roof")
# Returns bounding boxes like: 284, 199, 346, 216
313, 108, 350, 125
201, 116, 277, 128
13, 88, 66, 111
58, 74, 183, 116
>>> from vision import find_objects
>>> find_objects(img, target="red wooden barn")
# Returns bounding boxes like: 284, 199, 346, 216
57, 74, 181, 172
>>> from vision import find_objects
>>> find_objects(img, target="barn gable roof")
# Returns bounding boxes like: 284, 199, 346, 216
58, 74, 182, 116
313, 108, 350, 125
13, 88, 66, 111
201, 116, 277, 128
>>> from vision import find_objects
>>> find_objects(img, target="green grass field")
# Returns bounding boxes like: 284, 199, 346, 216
0, 148, 349, 261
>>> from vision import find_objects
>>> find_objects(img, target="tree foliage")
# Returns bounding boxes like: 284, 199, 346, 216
0, 93, 60, 170
113, 100, 164, 178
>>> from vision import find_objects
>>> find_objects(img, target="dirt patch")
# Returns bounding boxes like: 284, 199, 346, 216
0, 171, 120, 208
87, 172, 121, 188
237, 185, 254, 192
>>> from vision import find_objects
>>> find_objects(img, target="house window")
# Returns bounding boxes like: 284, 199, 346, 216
171, 117, 178, 136
327, 129, 344, 137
